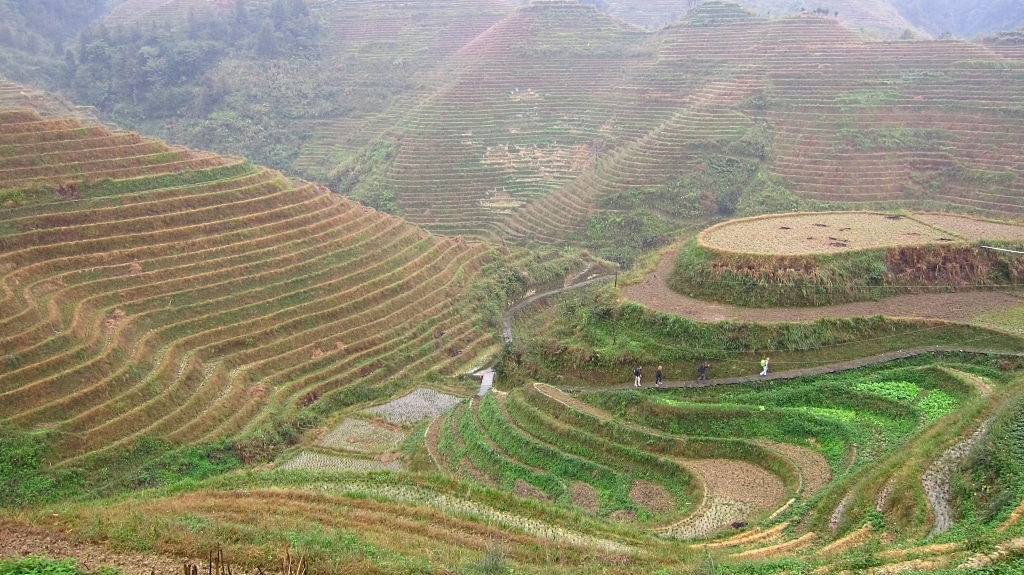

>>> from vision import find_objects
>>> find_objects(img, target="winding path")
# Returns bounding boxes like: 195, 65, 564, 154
496, 254, 1024, 393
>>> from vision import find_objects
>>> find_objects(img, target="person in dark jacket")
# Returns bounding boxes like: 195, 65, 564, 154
697, 361, 710, 381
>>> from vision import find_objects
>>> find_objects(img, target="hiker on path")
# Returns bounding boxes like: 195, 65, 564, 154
759, 356, 770, 376
697, 361, 710, 381
655, 365, 663, 387
633, 366, 643, 387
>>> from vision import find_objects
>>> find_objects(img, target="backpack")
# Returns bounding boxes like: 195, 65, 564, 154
633, 368, 640, 377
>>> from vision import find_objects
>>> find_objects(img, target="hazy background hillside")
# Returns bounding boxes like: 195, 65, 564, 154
0, 0, 123, 84
5, 3, 1024, 572
588, 0, 1024, 38
890, 0, 1024, 38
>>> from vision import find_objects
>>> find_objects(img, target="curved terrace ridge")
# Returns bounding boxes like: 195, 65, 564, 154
628, 243, 1024, 323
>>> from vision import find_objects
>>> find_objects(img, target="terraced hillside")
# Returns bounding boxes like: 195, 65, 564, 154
12, 352, 1024, 574
0, 107, 495, 467
352, 2, 1024, 248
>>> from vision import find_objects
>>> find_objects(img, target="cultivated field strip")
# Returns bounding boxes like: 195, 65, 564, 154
488, 392, 680, 521
0, 188, 339, 408
100, 476, 638, 562
0, 110, 494, 463
380, 2, 653, 240
362, 387, 464, 424
428, 379, 713, 523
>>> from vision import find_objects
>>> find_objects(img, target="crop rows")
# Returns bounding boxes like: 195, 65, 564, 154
0, 109, 494, 465
361, 387, 464, 424
280, 450, 403, 472
429, 381, 736, 526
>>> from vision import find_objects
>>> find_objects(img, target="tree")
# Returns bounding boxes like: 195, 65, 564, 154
255, 20, 277, 58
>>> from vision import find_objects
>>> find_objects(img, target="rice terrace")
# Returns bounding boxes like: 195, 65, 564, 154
2, 0, 1024, 574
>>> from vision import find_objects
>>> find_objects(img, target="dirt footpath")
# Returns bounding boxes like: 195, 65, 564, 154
624, 247, 1024, 324
0, 523, 195, 575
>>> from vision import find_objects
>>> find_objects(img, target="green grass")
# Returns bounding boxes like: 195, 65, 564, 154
0, 426, 242, 507
668, 219, 1024, 304
0, 557, 119, 575
477, 393, 639, 517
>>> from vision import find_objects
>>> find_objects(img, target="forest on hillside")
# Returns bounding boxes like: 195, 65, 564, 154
0, 0, 120, 84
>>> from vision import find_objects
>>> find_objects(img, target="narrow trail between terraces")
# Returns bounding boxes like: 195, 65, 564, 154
497, 250, 1024, 393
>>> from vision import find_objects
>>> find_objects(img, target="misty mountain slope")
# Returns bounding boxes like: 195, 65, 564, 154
354, 2, 1024, 261
890, 0, 1024, 39
600, 0, 927, 37
63, 0, 515, 178
600, 0, 1024, 39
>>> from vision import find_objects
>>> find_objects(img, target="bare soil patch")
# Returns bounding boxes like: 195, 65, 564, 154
608, 510, 638, 522
513, 479, 552, 502
683, 459, 786, 510
571, 481, 601, 513
757, 441, 833, 497
0, 522, 192, 575
630, 479, 675, 516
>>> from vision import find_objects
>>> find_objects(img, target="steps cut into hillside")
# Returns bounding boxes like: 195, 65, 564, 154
0, 108, 494, 464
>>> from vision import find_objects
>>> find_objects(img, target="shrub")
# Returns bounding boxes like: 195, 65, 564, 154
0, 557, 120, 575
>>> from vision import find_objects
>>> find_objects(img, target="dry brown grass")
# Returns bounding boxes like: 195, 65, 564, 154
912, 212, 1024, 241
728, 532, 816, 559
698, 212, 962, 255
